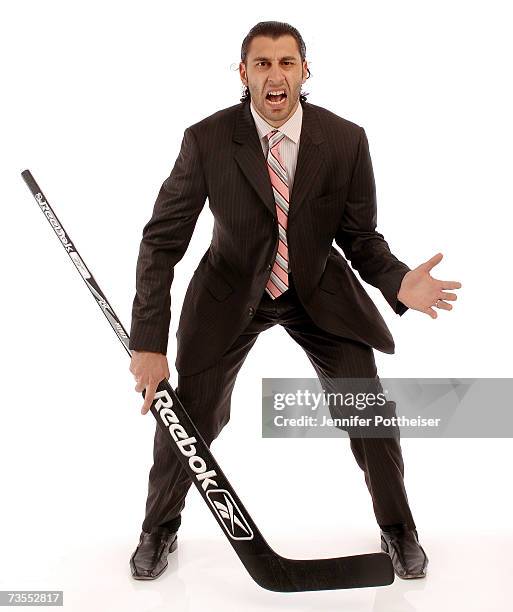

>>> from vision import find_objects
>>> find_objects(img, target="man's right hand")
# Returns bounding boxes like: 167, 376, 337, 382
129, 350, 170, 415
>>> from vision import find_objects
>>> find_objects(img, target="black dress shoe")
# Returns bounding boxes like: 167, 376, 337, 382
130, 525, 178, 580
380, 525, 428, 579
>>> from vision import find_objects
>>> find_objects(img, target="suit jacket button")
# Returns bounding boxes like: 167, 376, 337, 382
248, 307, 255, 316
266, 263, 272, 271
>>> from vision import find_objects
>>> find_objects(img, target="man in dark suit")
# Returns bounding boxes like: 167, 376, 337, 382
128, 21, 461, 581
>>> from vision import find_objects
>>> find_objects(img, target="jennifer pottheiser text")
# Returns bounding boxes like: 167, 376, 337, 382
273, 415, 442, 428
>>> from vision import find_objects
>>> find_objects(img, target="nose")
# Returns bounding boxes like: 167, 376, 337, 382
268, 61, 285, 83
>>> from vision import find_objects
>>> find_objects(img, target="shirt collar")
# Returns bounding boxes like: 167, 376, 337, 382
250, 98, 303, 144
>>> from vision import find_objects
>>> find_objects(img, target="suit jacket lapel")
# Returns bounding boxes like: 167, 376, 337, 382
233, 98, 325, 224
289, 102, 325, 223
233, 100, 276, 218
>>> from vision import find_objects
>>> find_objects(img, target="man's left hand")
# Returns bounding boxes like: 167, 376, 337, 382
397, 252, 462, 319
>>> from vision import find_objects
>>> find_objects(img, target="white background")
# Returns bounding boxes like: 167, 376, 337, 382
1, 1, 512, 610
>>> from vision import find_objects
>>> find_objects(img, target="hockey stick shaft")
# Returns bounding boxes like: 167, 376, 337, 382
21, 170, 394, 591
21, 170, 268, 544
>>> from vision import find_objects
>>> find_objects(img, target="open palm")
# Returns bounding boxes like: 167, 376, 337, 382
397, 252, 462, 319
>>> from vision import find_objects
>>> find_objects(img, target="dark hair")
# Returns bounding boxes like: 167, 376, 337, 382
240, 21, 311, 103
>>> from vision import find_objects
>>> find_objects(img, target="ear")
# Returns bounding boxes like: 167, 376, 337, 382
302, 60, 308, 83
239, 62, 248, 86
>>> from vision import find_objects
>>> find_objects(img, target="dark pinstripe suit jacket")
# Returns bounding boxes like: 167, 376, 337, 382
129, 98, 411, 376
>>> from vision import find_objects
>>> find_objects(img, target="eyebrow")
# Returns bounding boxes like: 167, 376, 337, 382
252, 56, 298, 62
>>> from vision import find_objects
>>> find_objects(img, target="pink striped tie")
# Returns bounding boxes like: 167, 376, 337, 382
265, 129, 290, 299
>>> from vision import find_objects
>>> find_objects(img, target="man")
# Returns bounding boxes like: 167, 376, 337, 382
128, 21, 461, 581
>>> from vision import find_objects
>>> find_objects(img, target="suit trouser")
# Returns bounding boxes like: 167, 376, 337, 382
141, 276, 417, 534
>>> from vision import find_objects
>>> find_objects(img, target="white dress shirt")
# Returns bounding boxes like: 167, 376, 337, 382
250, 98, 303, 193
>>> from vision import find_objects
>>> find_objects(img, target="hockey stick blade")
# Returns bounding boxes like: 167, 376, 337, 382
21, 169, 394, 592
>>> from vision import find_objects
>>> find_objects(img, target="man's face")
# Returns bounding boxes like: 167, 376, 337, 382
239, 35, 308, 127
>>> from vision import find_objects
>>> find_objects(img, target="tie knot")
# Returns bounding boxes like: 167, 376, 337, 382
267, 129, 284, 150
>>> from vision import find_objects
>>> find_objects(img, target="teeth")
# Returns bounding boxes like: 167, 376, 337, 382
268, 90, 285, 96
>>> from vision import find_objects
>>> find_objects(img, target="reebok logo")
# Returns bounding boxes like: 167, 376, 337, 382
153, 389, 254, 541
207, 489, 254, 540
153, 390, 218, 492
35, 192, 73, 252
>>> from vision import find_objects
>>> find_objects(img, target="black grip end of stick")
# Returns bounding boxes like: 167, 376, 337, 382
21, 169, 40, 196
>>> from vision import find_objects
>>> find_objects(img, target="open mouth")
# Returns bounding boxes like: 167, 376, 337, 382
265, 90, 287, 107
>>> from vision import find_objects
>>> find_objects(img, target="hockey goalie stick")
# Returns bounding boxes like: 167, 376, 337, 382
21, 169, 394, 592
